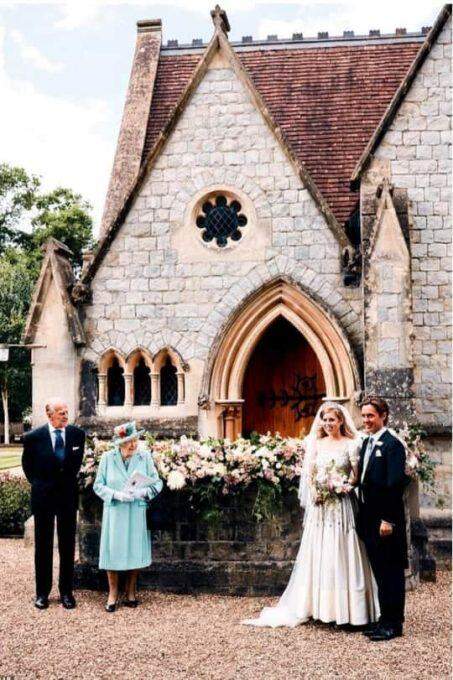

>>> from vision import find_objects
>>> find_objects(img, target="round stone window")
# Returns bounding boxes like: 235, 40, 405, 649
196, 195, 247, 248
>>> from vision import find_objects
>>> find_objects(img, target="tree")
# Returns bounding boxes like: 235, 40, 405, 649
0, 163, 94, 269
0, 163, 94, 437
0, 163, 39, 251
0, 251, 36, 443
31, 187, 94, 269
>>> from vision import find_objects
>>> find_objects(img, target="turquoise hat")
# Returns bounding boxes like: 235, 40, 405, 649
112, 421, 145, 446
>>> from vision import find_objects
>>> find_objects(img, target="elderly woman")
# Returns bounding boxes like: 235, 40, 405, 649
93, 421, 163, 612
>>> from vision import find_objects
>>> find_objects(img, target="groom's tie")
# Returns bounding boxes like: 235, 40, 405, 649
361, 436, 373, 483
54, 429, 65, 464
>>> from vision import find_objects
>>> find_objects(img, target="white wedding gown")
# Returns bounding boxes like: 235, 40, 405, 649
243, 438, 379, 627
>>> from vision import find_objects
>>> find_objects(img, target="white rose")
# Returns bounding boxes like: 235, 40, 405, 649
167, 470, 186, 490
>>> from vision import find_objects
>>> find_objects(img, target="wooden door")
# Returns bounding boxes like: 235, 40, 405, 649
242, 316, 326, 438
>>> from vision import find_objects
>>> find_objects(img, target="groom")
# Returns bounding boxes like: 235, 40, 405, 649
358, 396, 409, 641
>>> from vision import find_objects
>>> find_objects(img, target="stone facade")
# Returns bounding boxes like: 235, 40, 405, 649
82, 57, 363, 434
370, 15, 452, 501
372, 16, 452, 431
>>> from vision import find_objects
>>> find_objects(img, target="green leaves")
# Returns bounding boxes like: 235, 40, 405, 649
0, 163, 94, 268
0, 163, 94, 424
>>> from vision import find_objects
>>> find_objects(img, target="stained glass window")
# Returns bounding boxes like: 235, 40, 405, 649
196, 195, 247, 247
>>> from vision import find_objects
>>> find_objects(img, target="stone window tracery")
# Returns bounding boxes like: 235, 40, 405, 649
196, 194, 247, 247
97, 346, 187, 413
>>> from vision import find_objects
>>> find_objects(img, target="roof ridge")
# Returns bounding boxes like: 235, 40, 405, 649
162, 31, 428, 53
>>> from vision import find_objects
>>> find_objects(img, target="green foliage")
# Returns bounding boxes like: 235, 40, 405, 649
0, 473, 31, 535
0, 250, 37, 343
0, 251, 36, 421
31, 187, 94, 269
0, 163, 94, 423
0, 164, 94, 268
252, 479, 283, 522
0, 163, 40, 250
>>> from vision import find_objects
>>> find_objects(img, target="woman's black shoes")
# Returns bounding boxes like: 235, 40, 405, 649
123, 598, 139, 608
105, 602, 117, 613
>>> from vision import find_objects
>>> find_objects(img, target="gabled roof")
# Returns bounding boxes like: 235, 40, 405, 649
84, 6, 355, 283
142, 25, 424, 229
23, 239, 85, 346
351, 4, 452, 186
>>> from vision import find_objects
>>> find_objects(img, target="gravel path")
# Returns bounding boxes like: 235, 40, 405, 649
0, 539, 450, 680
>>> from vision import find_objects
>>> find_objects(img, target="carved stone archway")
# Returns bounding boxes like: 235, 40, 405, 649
201, 280, 361, 438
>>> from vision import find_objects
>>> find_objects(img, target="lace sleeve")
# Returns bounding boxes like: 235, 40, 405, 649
298, 437, 317, 508
348, 438, 361, 466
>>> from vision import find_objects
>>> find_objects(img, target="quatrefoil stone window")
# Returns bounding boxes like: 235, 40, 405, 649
196, 195, 248, 248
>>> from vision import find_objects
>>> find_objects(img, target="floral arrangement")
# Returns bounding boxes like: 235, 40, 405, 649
78, 423, 437, 520
311, 461, 353, 506
396, 423, 437, 493
79, 432, 305, 522
148, 433, 303, 492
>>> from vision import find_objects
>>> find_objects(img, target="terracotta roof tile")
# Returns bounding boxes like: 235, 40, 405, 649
142, 41, 422, 227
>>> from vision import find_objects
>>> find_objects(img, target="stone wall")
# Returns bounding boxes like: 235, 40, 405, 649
373, 16, 452, 431
77, 487, 303, 595
76, 485, 428, 595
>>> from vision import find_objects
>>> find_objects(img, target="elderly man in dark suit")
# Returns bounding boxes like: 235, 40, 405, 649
22, 398, 85, 610
358, 396, 410, 642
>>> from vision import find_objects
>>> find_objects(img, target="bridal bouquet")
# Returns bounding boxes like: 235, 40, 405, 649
311, 460, 352, 505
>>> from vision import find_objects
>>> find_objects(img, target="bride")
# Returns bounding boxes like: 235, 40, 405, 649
242, 402, 379, 628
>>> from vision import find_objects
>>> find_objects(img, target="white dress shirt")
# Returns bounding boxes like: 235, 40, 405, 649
48, 423, 66, 450
361, 427, 387, 483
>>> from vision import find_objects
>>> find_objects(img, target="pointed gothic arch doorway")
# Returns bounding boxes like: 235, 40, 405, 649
200, 279, 361, 440
242, 316, 325, 437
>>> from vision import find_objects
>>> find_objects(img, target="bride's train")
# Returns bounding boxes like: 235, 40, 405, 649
242, 491, 378, 627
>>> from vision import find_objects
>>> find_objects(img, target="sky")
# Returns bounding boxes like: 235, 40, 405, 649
0, 0, 443, 236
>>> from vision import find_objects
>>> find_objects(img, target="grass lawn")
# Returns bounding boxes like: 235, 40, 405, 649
0, 448, 22, 471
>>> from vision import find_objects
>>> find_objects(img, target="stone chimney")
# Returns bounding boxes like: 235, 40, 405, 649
99, 19, 162, 239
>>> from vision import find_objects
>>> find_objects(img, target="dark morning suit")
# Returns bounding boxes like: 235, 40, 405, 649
357, 429, 409, 629
22, 424, 85, 598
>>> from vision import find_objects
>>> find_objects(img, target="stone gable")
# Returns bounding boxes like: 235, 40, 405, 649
84, 56, 362, 374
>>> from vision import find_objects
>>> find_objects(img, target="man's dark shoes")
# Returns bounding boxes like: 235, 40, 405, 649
362, 622, 379, 637
60, 593, 76, 609
34, 596, 49, 610
369, 625, 403, 641
105, 602, 117, 613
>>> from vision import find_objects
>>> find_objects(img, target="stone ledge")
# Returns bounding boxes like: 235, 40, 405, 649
420, 507, 452, 528
74, 559, 295, 596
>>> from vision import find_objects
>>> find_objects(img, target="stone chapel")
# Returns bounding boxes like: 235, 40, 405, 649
24, 5, 452, 505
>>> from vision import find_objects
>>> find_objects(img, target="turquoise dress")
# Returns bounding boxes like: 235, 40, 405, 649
93, 448, 163, 571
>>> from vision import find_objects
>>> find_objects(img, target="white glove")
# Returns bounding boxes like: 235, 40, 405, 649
131, 487, 149, 500
113, 490, 133, 502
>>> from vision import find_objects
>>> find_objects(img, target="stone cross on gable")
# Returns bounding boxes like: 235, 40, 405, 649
210, 5, 230, 34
